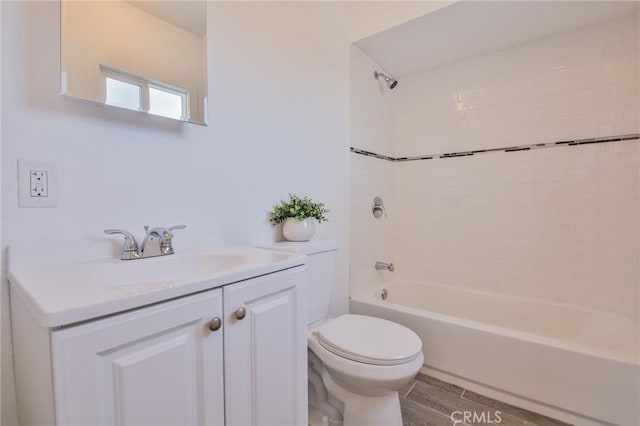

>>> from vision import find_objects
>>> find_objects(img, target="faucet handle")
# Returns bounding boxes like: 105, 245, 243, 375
144, 225, 185, 235
156, 225, 185, 255
104, 229, 140, 254
161, 226, 185, 247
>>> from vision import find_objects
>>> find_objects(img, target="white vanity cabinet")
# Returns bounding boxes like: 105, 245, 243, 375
224, 268, 307, 426
51, 288, 225, 426
11, 265, 307, 426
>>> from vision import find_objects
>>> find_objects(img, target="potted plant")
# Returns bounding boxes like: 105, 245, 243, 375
269, 194, 329, 241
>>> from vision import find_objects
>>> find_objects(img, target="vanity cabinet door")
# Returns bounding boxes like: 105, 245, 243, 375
224, 267, 307, 426
51, 288, 224, 426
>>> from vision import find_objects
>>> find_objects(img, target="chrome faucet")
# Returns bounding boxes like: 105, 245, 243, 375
105, 225, 186, 260
375, 261, 394, 272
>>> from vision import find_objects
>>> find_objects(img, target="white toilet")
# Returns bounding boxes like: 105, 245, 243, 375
263, 240, 423, 426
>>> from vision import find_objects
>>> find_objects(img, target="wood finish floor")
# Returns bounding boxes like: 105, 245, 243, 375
400, 374, 573, 426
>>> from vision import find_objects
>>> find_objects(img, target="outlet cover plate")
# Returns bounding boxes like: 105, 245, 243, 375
18, 160, 58, 208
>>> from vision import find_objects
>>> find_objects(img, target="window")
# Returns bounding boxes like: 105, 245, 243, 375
101, 65, 189, 121
148, 87, 185, 120
105, 78, 142, 111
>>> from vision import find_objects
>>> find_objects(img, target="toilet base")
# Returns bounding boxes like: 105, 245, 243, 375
322, 370, 403, 426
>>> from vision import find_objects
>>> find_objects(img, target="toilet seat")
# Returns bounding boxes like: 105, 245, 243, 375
314, 314, 422, 366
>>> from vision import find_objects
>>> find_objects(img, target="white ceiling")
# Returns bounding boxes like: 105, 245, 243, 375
127, 1, 206, 38
354, 1, 639, 77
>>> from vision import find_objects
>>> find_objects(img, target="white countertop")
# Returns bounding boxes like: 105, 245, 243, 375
8, 241, 306, 328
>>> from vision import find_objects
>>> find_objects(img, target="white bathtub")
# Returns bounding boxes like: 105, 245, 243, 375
350, 280, 640, 426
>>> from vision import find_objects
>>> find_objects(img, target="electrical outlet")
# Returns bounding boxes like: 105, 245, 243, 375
30, 170, 49, 197
18, 160, 58, 208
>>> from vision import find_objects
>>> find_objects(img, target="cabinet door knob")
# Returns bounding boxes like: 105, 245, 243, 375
234, 307, 247, 320
208, 317, 222, 331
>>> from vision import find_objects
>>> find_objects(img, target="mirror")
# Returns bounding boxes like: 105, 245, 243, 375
61, 0, 207, 125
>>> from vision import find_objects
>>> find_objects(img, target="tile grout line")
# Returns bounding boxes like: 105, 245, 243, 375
410, 380, 544, 425
459, 389, 568, 425
402, 392, 538, 426
403, 381, 417, 398
404, 375, 572, 426
414, 375, 466, 399
400, 394, 459, 424
403, 382, 464, 419
350, 133, 640, 162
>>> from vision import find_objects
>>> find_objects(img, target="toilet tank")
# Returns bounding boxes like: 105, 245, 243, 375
259, 240, 337, 326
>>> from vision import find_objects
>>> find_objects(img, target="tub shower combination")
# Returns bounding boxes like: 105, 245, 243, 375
351, 280, 639, 425
352, 9, 640, 423
350, 134, 640, 425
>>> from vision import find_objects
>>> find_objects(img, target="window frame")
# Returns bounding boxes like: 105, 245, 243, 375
100, 64, 190, 121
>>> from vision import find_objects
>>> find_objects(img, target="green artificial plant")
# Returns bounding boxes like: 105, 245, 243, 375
269, 194, 329, 226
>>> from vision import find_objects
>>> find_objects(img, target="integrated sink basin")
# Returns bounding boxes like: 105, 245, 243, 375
54, 252, 248, 289
8, 242, 307, 327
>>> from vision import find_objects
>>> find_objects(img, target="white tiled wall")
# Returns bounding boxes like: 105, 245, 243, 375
394, 15, 639, 156
349, 46, 395, 296
350, 15, 640, 321
350, 46, 395, 157
391, 15, 640, 320
350, 154, 395, 295
393, 141, 639, 319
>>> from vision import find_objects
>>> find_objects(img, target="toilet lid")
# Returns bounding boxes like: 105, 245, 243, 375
315, 315, 422, 366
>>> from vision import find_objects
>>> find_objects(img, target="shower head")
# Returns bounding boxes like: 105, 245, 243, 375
374, 70, 398, 89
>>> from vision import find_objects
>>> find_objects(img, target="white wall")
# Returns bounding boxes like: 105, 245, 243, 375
0, 2, 350, 424
0, 0, 3, 417
388, 15, 639, 320
348, 1, 454, 42
349, 46, 395, 297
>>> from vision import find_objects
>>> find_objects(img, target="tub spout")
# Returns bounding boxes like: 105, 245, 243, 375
375, 261, 394, 272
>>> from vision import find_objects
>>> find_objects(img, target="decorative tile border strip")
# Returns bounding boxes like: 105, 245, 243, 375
350, 133, 640, 162
349, 148, 397, 161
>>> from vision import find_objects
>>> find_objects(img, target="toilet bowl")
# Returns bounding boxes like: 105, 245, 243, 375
308, 314, 423, 425
260, 241, 424, 426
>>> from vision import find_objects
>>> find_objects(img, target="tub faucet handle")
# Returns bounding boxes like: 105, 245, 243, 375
372, 196, 387, 219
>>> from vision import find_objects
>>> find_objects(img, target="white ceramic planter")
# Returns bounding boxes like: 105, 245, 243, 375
282, 218, 316, 242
